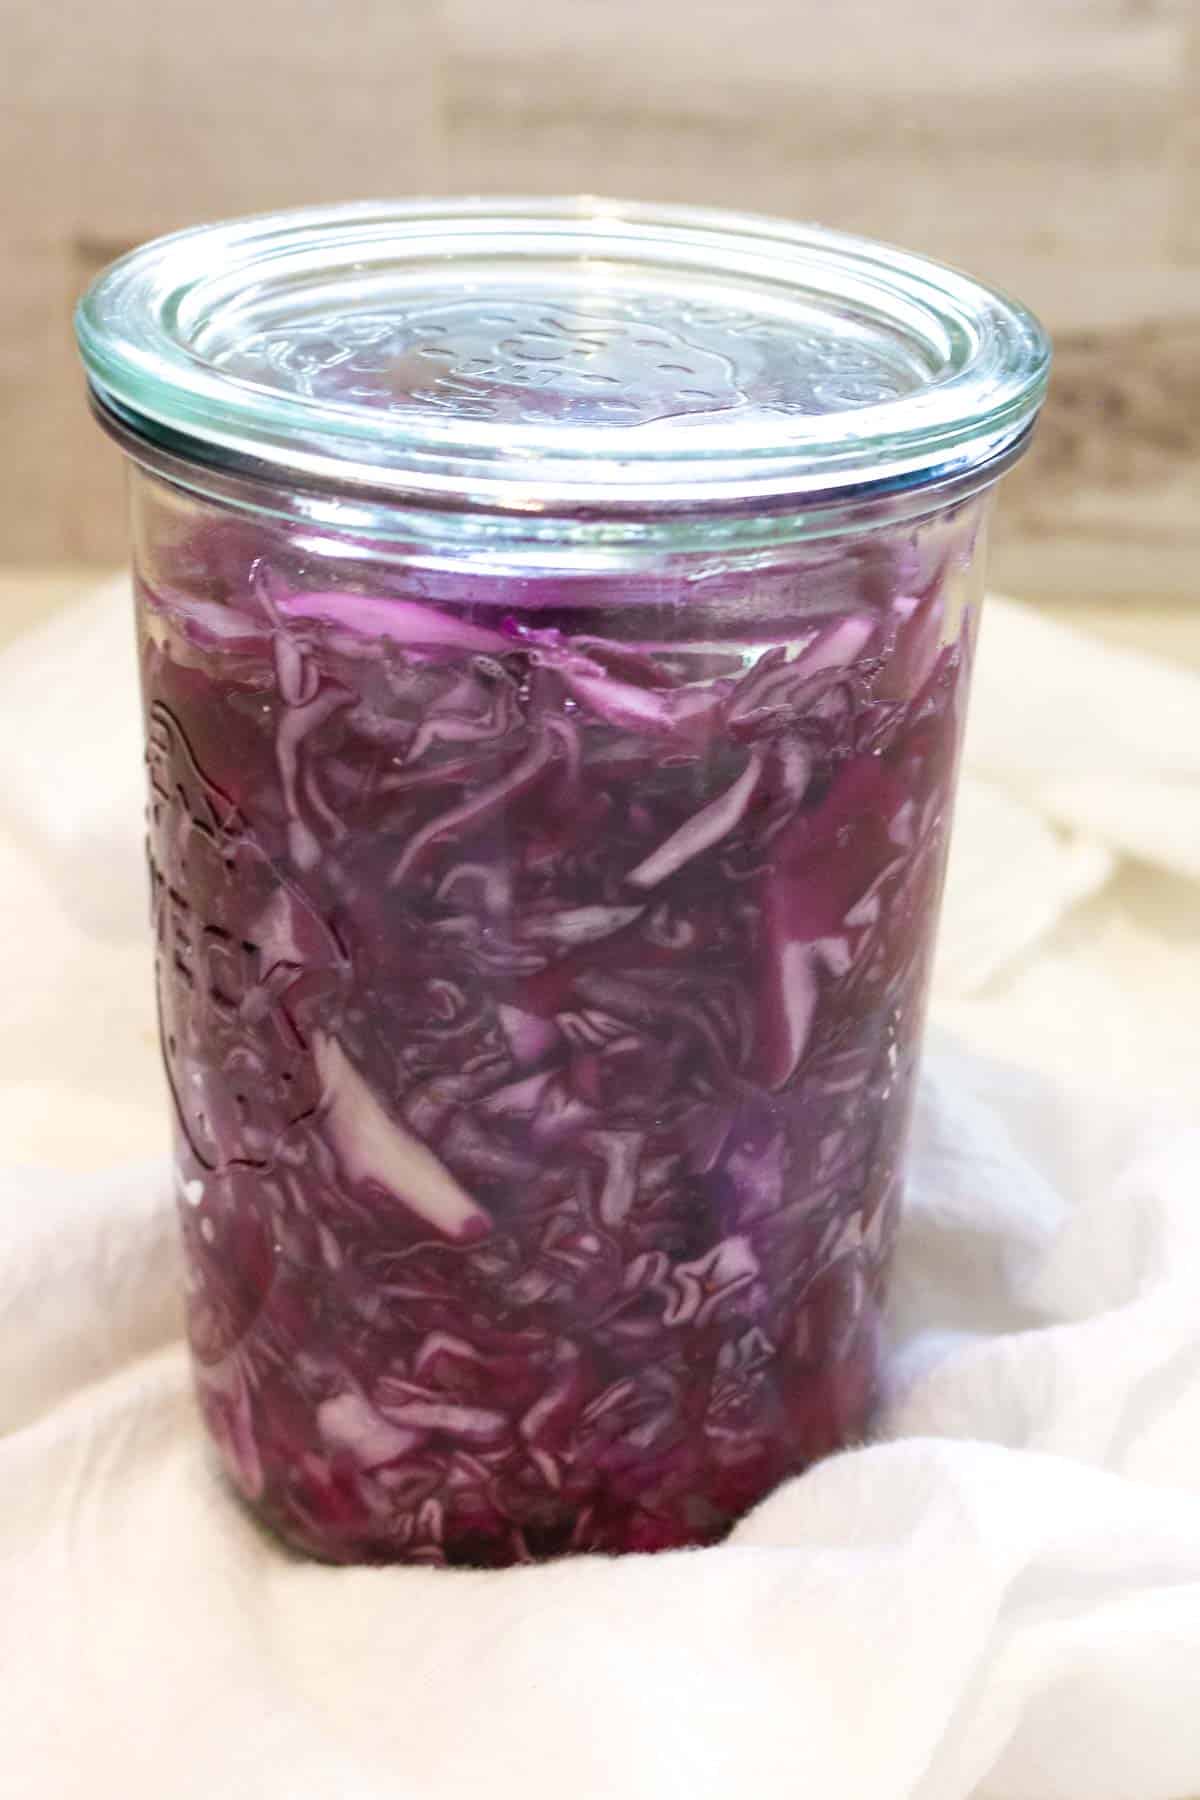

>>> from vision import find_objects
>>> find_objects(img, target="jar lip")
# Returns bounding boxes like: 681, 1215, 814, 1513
76, 196, 1050, 514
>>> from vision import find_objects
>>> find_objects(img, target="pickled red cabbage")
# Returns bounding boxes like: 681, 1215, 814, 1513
143, 550, 970, 1565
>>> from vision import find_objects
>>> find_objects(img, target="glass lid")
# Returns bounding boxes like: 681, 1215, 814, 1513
77, 197, 1050, 514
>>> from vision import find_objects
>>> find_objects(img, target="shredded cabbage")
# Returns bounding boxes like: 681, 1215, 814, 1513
142, 532, 972, 1565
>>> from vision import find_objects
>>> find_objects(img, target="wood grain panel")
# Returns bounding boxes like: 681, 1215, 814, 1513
62, 0, 447, 243
3, 0, 1199, 588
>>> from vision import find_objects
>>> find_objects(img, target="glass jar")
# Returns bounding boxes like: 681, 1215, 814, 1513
76, 200, 1049, 1565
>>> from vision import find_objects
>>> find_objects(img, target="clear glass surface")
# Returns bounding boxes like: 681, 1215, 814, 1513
78, 199, 1046, 1564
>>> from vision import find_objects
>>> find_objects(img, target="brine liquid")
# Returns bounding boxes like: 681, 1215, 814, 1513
142, 512, 977, 1564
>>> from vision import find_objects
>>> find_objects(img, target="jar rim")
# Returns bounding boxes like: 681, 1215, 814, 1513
77, 196, 1049, 520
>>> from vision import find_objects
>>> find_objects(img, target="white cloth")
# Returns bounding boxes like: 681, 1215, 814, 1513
1, 584, 1198, 1800
3, 1055, 1199, 1800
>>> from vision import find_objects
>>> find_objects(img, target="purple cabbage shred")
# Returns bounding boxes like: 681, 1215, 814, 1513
143, 545, 970, 1564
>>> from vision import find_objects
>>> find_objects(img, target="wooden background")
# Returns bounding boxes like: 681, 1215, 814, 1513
6, 0, 1200, 600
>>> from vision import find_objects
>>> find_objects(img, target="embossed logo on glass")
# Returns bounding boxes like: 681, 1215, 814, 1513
216, 287, 920, 428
